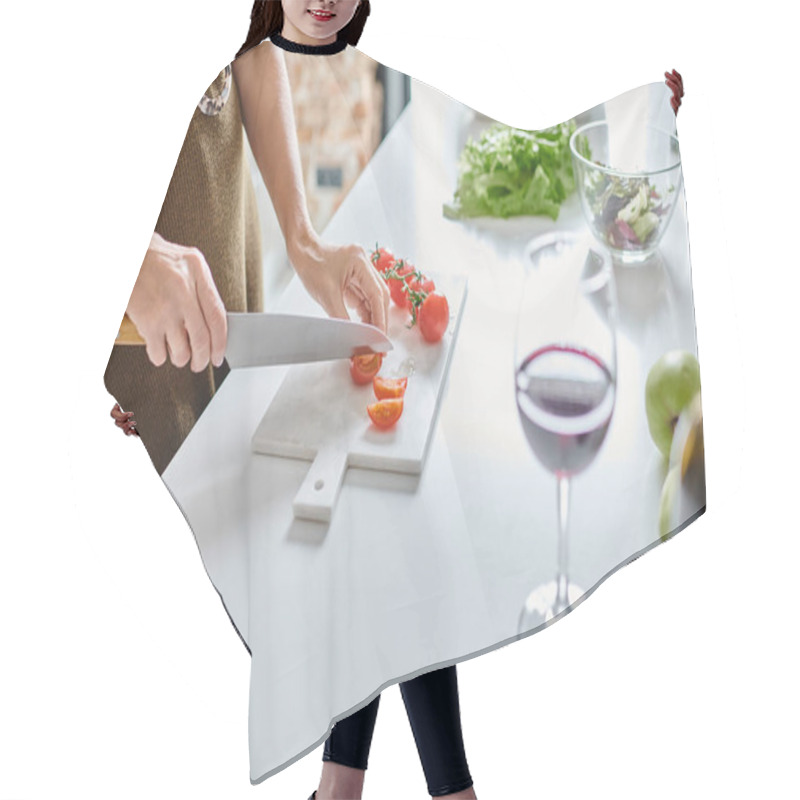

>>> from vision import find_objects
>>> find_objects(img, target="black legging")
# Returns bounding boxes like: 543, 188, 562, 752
323, 665, 473, 797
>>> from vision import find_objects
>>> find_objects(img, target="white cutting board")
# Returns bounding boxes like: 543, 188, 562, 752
252, 274, 468, 522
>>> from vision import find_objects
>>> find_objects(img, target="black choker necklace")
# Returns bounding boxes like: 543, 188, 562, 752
270, 31, 348, 55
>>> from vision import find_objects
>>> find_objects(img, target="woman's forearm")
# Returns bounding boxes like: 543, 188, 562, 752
233, 43, 318, 256
232, 40, 390, 332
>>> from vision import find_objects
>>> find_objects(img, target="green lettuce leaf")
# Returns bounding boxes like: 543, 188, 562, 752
443, 120, 584, 221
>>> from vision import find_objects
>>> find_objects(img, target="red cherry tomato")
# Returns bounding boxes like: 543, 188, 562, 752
388, 261, 414, 307
404, 274, 436, 312
417, 293, 450, 343
373, 376, 408, 400
350, 353, 383, 385
371, 246, 395, 276
367, 398, 404, 429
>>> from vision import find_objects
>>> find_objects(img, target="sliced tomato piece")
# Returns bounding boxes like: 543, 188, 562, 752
350, 353, 383, 385
373, 376, 408, 400
417, 293, 450, 343
367, 398, 404, 429
388, 260, 415, 307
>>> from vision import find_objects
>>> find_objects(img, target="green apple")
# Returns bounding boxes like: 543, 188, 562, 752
645, 350, 701, 458
658, 465, 681, 541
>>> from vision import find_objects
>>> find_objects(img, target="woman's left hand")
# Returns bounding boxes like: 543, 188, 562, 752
111, 402, 139, 437
289, 234, 390, 334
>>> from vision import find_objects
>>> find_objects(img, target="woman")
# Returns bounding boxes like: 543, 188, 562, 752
105, 0, 388, 473
109, 2, 478, 799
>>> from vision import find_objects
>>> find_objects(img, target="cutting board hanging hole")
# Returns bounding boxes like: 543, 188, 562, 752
293, 444, 350, 522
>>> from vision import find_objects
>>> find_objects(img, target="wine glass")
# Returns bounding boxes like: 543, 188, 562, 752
514, 230, 617, 632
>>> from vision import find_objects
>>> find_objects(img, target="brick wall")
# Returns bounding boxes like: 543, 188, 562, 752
283, 50, 384, 233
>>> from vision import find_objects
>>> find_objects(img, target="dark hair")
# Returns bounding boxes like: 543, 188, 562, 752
236, 1, 371, 59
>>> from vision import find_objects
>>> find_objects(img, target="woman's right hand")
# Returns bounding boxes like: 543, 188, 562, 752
126, 232, 228, 371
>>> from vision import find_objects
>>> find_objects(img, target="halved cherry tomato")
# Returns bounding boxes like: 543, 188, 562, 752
404, 274, 436, 312
371, 246, 395, 277
350, 353, 383, 385
417, 293, 450, 343
373, 376, 408, 400
388, 260, 415, 307
367, 398, 404, 429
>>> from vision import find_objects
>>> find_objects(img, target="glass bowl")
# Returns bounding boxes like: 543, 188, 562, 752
570, 121, 682, 264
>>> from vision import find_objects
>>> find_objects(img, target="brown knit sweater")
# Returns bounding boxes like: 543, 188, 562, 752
104, 68, 264, 475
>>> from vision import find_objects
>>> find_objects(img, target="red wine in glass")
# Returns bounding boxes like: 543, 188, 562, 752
514, 230, 617, 632
516, 344, 615, 477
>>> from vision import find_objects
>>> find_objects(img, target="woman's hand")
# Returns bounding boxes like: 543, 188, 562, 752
126, 232, 228, 371
665, 69, 684, 115
110, 402, 139, 437
289, 234, 390, 334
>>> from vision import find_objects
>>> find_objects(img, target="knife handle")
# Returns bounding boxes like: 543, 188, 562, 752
116, 313, 145, 346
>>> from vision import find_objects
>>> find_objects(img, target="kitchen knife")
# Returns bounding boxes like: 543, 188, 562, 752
115, 312, 392, 368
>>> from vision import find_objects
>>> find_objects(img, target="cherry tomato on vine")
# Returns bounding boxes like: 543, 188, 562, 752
388, 261, 415, 307
417, 293, 450, 343
371, 246, 396, 277
404, 274, 436, 312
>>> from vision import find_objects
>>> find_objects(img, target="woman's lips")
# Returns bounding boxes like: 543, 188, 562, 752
308, 9, 335, 21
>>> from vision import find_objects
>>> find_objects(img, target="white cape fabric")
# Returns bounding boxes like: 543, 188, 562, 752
104, 35, 705, 783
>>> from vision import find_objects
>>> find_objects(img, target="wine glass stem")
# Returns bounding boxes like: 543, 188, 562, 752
555, 475, 571, 613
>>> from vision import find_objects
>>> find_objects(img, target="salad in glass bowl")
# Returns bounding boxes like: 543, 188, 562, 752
570, 121, 682, 264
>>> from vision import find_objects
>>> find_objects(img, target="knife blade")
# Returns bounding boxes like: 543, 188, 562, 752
115, 312, 392, 368
224, 312, 392, 368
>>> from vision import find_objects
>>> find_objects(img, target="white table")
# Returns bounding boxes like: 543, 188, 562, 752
163, 80, 703, 783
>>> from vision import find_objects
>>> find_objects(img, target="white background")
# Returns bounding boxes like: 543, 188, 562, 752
1, 1, 796, 798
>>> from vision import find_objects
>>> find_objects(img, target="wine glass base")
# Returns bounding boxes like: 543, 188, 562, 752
518, 580, 586, 634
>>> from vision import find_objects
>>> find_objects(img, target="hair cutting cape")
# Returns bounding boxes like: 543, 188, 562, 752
104, 33, 705, 784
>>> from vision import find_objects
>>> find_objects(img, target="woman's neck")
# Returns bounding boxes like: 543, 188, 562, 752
271, 27, 348, 56
281, 19, 336, 47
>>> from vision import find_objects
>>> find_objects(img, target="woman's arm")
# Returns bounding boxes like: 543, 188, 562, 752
232, 44, 388, 333
233, 44, 313, 255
